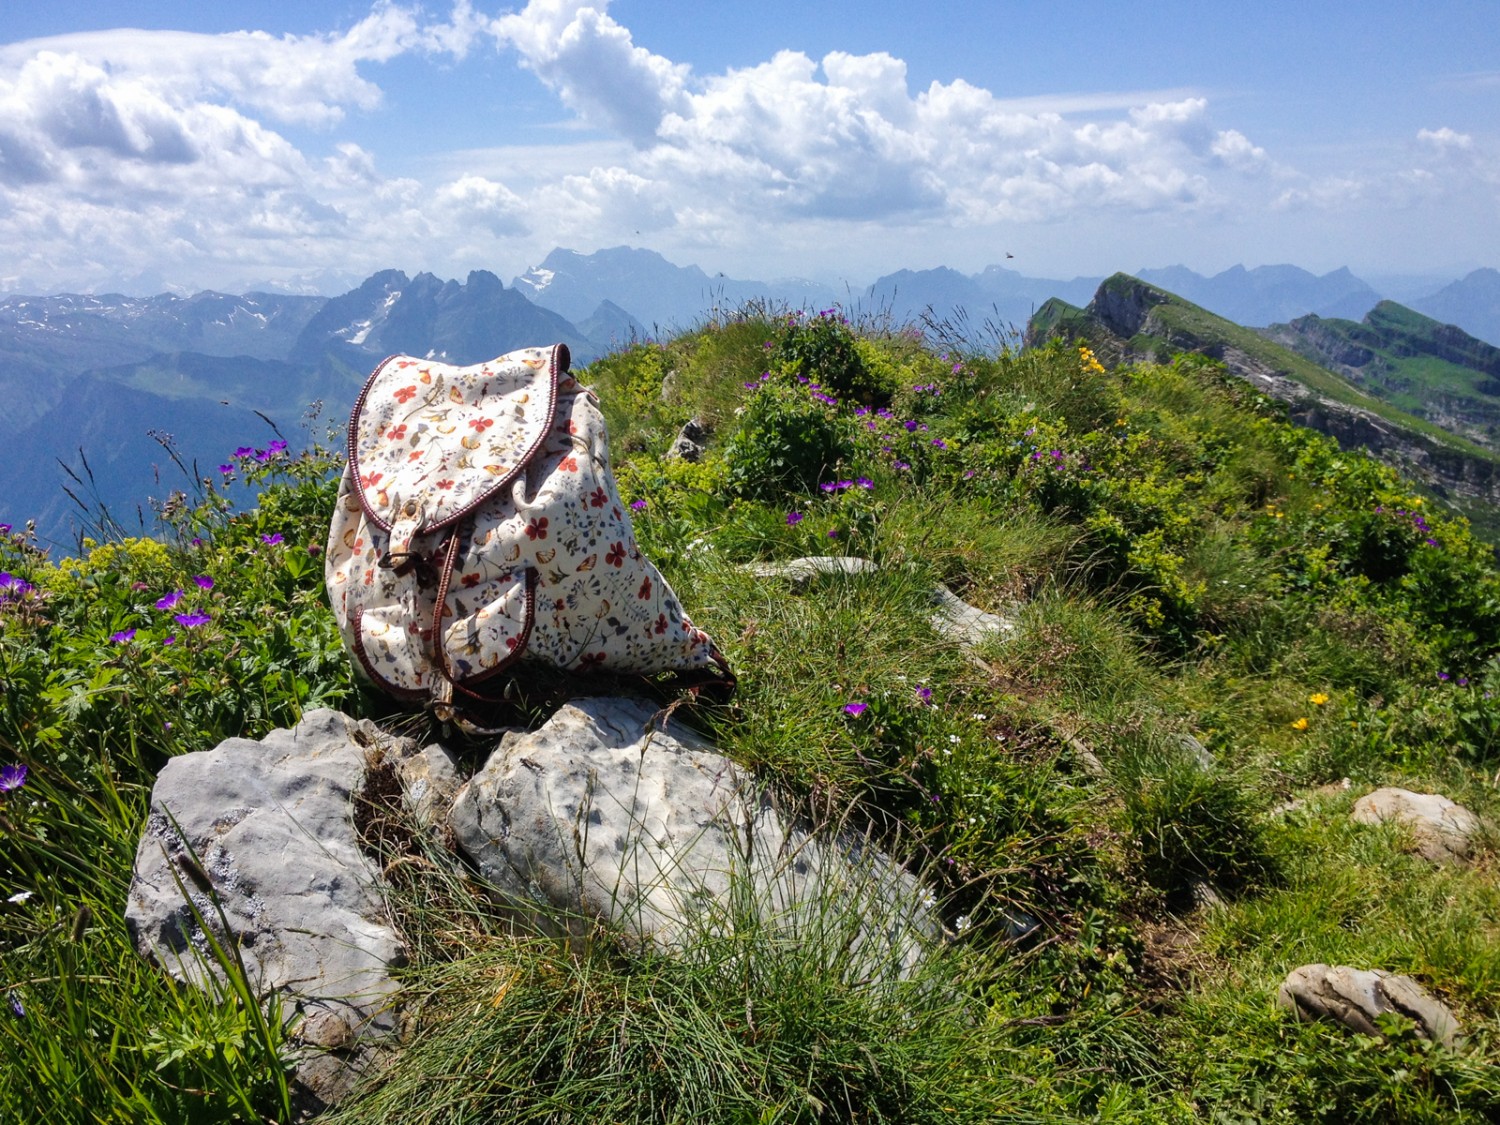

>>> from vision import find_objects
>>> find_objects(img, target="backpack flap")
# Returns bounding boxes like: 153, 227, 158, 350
348, 346, 564, 546
326, 346, 567, 697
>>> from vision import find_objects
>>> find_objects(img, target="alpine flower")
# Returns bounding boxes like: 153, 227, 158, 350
843, 702, 869, 718
1290, 717, 1309, 731
0, 764, 26, 792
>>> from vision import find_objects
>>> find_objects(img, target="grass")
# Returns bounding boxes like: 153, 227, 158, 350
3, 303, 1500, 1122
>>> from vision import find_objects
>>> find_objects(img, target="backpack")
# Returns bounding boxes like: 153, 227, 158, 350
324, 344, 731, 716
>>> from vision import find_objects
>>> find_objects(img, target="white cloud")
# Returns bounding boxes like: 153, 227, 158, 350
490, 0, 689, 144
11, 0, 1487, 295
1418, 126, 1474, 151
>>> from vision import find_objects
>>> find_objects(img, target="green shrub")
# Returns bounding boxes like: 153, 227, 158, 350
723, 379, 859, 500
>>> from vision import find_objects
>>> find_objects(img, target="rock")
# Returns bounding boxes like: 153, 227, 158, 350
124, 709, 409, 1115
746, 555, 881, 583
928, 583, 1016, 647
397, 742, 464, 834
1175, 733, 1214, 771
1277, 964, 1461, 1046
666, 417, 709, 461
746, 556, 1018, 649
447, 696, 937, 978
1349, 787, 1483, 863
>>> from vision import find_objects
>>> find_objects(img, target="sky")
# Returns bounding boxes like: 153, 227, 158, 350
1, 0, 1497, 296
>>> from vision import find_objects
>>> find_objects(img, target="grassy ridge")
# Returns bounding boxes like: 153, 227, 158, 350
1038, 276, 1500, 463
3, 308, 1500, 1122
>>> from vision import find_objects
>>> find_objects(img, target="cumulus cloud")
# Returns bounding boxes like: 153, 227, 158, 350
491, 0, 689, 144
485, 1, 1280, 234
0, 0, 1359, 294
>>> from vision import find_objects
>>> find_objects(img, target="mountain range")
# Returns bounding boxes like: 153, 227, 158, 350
4, 248, 1500, 552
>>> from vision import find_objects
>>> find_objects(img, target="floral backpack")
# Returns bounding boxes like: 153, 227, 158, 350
324, 344, 731, 716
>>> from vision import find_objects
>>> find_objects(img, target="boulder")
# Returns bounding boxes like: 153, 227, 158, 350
1277, 963, 1461, 1046
667, 417, 709, 462
1349, 787, 1483, 863
447, 696, 937, 978
124, 710, 409, 1114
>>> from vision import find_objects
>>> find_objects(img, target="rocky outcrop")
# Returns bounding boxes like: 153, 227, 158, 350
124, 710, 410, 1114
446, 697, 938, 978
126, 701, 946, 1116
1277, 964, 1461, 1046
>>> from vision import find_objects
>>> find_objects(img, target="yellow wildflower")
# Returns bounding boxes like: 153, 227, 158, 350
1290, 717, 1309, 731
1309, 693, 1329, 706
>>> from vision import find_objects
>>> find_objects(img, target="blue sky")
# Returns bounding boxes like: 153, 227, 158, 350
1, 0, 1496, 295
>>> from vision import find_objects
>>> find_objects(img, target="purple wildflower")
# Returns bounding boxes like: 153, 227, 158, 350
268, 440, 288, 454
893, 461, 910, 471
630, 499, 647, 511
7, 991, 21, 1019
0, 765, 26, 792
843, 702, 869, 718
219, 464, 235, 474
173, 612, 211, 628
1438, 672, 1451, 682
828, 529, 839, 538
0, 574, 10, 588
856, 477, 874, 489
261, 533, 284, 545
916, 686, 933, 704
162, 635, 176, 646
786, 511, 803, 526
192, 575, 214, 590
110, 628, 136, 644
233, 446, 254, 457
904, 420, 919, 432
155, 589, 184, 610
932, 439, 947, 449
0, 525, 10, 535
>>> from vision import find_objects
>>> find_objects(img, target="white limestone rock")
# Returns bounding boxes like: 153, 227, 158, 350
447, 696, 938, 979
124, 709, 408, 1114
1349, 787, 1484, 864
1277, 963, 1461, 1046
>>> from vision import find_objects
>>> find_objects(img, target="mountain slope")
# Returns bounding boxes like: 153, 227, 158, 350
1412, 268, 1500, 349
290, 269, 594, 369
513, 246, 840, 329
1026, 274, 1500, 530
0, 376, 294, 551
1261, 301, 1500, 449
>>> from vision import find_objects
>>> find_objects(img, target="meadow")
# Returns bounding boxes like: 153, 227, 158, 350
3, 304, 1500, 1122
